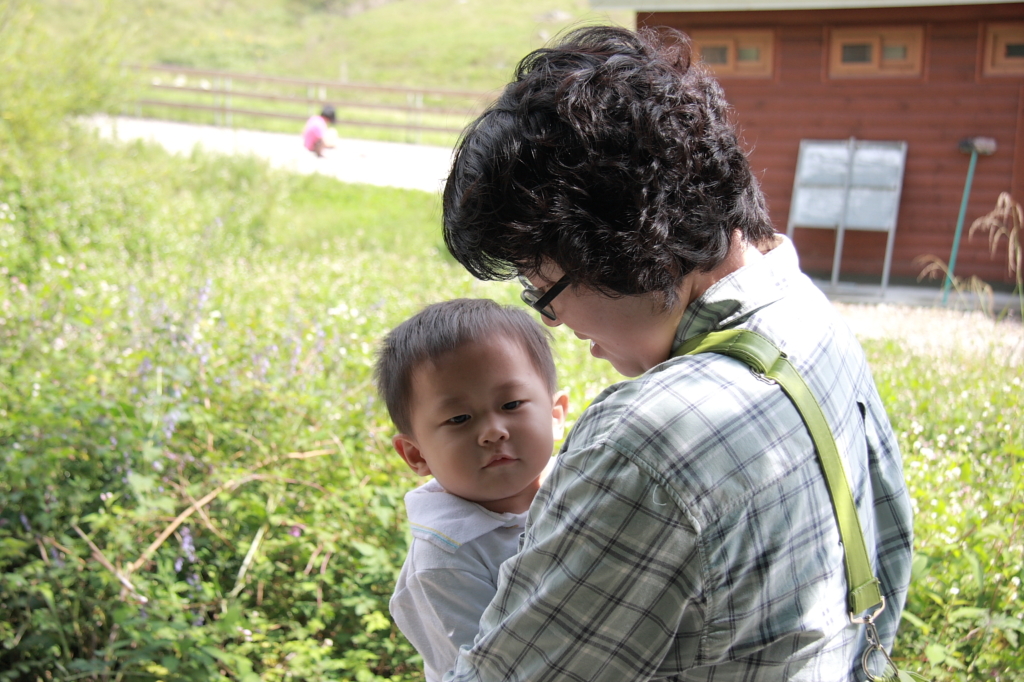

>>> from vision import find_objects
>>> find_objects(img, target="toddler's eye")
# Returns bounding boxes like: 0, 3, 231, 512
502, 400, 523, 410
447, 414, 470, 425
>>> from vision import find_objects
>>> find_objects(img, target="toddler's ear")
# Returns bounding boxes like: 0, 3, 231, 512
550, 390, 570, 440
393, 434, 432, 476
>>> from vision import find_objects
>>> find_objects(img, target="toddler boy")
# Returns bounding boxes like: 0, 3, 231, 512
374, 298, 569, 682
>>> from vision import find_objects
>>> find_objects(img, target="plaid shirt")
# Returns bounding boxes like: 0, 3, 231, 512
445, 237, 913, 682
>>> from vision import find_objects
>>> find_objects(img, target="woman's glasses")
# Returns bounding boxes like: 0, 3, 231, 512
518, 273, 570, 321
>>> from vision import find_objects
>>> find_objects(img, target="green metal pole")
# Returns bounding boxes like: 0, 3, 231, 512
943, 148, 979, 305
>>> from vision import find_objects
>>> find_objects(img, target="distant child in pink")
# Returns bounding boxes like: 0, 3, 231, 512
303, 105, 336, 157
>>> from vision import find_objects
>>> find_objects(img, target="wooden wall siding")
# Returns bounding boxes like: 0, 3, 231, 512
641, 4, 1024, 285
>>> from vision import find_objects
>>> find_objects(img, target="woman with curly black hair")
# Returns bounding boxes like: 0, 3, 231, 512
439, 25, 912, 681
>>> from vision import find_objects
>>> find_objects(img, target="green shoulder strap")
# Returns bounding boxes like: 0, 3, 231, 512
674, 328, 884, 617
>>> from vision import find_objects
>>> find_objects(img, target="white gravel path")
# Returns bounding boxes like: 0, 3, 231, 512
835, 302, 1023, 362
86, 115, 455, 194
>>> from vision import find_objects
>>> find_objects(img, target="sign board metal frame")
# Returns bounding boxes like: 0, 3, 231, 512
786, 137, 908, 290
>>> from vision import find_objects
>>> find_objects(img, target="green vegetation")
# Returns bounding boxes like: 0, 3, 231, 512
35, 0, 632, 89
866, 340, 1024, 679
1, 8, 614, 679
3, 1, 1023, 680
34, 0, 634, 145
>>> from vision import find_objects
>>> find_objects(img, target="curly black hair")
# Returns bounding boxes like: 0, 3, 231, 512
442, 25, 774, 303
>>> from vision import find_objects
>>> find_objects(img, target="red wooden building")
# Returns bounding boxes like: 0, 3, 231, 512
591, 0, 1024, 286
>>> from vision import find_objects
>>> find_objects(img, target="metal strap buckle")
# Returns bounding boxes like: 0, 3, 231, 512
850, 595, 886, 625
851, 598, 898, 681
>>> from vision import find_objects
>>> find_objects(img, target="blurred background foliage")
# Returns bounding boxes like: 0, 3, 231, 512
0, 3, 605, 679
32, 0, 633, 90
1, 0, 1023, 680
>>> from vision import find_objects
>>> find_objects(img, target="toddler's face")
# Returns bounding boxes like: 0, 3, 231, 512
393, 334, 567, 514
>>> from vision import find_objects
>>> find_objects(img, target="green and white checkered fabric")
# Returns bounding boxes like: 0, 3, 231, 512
446, 238, 913, 682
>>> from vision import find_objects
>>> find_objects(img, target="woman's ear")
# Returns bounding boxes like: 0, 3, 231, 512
550, 389, 570, 441
393, 434, 432, 476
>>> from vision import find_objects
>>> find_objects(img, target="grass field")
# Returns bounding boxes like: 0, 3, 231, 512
112, 0, 633, 89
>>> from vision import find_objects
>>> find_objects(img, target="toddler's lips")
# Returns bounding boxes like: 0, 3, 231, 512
485, 454, 516, 468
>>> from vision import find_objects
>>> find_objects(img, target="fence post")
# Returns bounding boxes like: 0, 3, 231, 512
225, 78, 232, 128
415, 93, 423, 144
214, 77, 221, 126
406, 93, 413, 143
406, 93, 424, 143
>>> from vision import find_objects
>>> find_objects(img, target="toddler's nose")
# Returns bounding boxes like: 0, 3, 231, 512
479, 416, 510, 445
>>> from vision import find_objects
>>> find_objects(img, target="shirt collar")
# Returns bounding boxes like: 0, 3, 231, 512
672, 235, 797, 350
404, 479, 529, 553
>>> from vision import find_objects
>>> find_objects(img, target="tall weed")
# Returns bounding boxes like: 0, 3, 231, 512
969, 193, 1023, 321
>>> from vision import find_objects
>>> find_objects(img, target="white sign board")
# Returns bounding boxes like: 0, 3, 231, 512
787, 138, 908, 290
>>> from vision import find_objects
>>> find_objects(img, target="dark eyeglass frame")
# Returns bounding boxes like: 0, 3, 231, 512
518, 273, 570, 321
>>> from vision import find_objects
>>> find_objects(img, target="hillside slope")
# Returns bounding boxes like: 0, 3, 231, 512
40, 0, 633, 91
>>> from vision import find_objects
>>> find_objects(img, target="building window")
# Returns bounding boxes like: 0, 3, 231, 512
983, 23, 1024, 76
829, 26, 924, 78
692, 30, 773, 78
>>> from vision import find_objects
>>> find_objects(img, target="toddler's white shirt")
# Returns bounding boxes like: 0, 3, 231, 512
390, 478, 528, 682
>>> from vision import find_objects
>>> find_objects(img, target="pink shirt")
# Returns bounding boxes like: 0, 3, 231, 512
303, 115, 328, 150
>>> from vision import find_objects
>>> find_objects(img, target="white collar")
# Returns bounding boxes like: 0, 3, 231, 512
404, 479, 529, 553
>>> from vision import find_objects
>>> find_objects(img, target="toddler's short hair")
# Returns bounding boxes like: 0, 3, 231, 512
374, 298, 557, 434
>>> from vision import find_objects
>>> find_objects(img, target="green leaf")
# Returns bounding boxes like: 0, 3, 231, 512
900, 609, 931, 635
214, 605, 242, 635
910, 553, 930, 581
350, 540, 378, 556
1005, 628, 1019, 648
989, 614, 1024, 633
948, 606, 988, 623
0, 538, 31, 560
966, 550, 984, 589
361, 610, 391, 634
126, 471, 156, 495
206, 646, 258, 680
924, 643, 948, 665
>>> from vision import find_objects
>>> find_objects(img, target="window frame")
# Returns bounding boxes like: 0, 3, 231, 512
828, 25, 924, 79
982, 22, 1024, 77
691, 29, 774, 79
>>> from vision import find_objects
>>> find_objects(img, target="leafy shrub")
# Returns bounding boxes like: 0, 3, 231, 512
0, 124, 463, 678
866, 339, 1024, 680
0, 0, 136, 283
0, 0, 129, 158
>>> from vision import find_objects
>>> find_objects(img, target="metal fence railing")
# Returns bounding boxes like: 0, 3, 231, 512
129, 64, 494, 143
